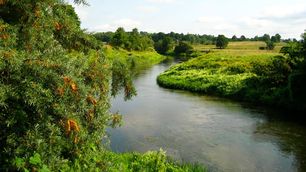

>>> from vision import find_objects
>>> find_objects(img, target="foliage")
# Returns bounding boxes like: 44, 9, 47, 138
280, 31, 306, 109
104, 149, 206, 172
94, 31, 114, 43
265, 40, 275, 50
174, 41, 193, 55
271, 34, 281, 43
157, 42, 303, 110
151, 32, 216, 45
0, 0, 159, 171
215, 35, 228, 49
154, 36, 175, 55
111, 27, 129, 48
97, 28, 154, 51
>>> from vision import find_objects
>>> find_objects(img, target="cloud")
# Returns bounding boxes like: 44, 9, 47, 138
93, 19, 141, 32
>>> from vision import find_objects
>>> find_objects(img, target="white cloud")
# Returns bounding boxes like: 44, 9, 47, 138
93, 19, 141, 32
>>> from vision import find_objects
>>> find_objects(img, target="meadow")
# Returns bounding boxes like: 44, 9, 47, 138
157, 41, 292, 107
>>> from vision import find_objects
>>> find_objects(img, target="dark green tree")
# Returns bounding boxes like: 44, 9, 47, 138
94, 31, 114, 43
239, 35, 246, 41
154, 36, 174, 54
216, 35, 229, 49
111, 27, 128, 48
280, 31, 306, 108
265, 40, 275, 50
174, 41, 193, 55
262, 34, 271, 42
231, 35, 238, 41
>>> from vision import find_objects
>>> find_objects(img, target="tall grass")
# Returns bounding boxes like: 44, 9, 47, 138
158, 42, 291, 107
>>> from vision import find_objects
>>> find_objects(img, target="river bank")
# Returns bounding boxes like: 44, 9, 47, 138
110, 60, 306, 171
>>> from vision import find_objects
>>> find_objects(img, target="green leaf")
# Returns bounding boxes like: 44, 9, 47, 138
29, 153, 41, 165
14, 157, 25, 168
40, 165, 51, 172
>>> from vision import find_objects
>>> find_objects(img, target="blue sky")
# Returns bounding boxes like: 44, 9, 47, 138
69, 0, 306, 38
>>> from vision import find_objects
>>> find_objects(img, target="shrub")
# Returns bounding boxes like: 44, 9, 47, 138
174, 41, 194, 55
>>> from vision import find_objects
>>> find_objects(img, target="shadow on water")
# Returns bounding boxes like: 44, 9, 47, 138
108, 60, 306, 172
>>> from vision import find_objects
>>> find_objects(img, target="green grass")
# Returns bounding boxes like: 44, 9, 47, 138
193, 41, 286, 53
103, 150, 206, 172
104, 45, 166, 70
158, 42, 291, 107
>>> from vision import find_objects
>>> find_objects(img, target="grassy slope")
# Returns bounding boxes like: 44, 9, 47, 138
158, 41, 291, 107
104, 45, 165, 70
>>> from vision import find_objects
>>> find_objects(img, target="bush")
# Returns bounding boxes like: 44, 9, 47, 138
0, 1, 130, 170
174, 41, 193, 55
216, 35, 229, 49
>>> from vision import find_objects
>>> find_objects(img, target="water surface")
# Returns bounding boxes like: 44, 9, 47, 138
109, 61, 306, 172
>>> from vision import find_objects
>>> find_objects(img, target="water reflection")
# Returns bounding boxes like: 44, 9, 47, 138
109, 61, 306, 172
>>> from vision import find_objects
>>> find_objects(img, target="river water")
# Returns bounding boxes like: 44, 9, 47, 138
109, 60, 306, 172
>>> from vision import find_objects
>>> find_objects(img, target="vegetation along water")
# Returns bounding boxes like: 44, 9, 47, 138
1, 0, 306, 171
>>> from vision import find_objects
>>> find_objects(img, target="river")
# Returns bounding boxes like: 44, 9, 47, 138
109, 60, 306, 172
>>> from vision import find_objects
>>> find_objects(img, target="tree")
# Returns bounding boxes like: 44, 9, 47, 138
174, 41, 193, 55
111, 27, 128, 48
239, 35, 246, 41
280, 31, 306, 106
94, 32, 114, 43
216, 35, 229, 49
0, 0, 132, 170
271, 33, 281, 43
231, 35, 238, 41
262, 34, 271, 42
265, 40, 275, 50
154, 36, 174, 54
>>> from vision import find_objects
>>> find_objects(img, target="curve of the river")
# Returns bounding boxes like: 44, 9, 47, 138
109, 60, 306, 172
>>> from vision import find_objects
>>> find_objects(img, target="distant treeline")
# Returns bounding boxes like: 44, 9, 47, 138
94, 28, 287, 45
93, 28, 290, 54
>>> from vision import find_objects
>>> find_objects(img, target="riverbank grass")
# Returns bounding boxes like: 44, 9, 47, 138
157, 41, 291, 107
104, 149, 206, 172
104, 45, 166, 69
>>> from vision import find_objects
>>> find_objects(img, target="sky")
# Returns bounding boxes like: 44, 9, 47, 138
68, 0, 306, 39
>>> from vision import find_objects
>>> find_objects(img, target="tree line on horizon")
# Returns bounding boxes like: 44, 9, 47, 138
94, 27, 290, 53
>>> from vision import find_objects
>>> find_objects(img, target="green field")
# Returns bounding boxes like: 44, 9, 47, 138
104, 45, 166, 72
193, 41, 286, 53
157, 41, 292, 107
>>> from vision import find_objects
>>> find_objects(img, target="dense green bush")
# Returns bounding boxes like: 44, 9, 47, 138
0, 1, 119, 170
215, 35, 228, 49
174, 41, 194, 56
154, 36, 175, 55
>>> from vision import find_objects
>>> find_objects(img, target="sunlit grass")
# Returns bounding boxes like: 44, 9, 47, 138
158, 41, 289, 105
193, 41, 286, 53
